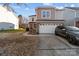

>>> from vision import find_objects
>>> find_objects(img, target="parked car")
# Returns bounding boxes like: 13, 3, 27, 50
55, 26, 79, 45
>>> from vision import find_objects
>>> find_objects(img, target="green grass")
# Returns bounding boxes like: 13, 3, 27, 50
0, 29, 26, 33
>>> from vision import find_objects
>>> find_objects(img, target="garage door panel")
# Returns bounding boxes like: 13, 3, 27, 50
39, 24, 57, 34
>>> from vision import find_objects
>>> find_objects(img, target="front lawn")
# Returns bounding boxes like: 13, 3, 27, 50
0, 33, 38, 56
0, 28, 26, 32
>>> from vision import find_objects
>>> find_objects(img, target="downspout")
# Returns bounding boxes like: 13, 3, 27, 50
74, 11, 76, 26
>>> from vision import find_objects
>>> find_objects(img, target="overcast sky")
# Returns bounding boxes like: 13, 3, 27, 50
1, 3, 79, 19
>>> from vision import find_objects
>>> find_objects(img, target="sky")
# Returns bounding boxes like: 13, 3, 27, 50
1, 3, 79, 19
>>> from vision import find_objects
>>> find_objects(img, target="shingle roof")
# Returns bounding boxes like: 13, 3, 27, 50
36, 6, 65, 11
36, 6, 55, 9
65, 7, 79, 10
29, 15, 36, 17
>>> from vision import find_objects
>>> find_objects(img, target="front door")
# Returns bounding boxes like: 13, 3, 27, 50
76, 21, 79, 28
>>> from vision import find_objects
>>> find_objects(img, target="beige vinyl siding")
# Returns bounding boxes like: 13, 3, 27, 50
64, 8, 75, 26
55, 10, 64, 20
76, 10, 79, 18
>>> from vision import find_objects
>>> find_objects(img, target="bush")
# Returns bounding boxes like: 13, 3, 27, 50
0, 29, 25, 32
26, 27, 29, 31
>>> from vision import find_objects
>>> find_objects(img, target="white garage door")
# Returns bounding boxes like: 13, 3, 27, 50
39, 24, 58, 34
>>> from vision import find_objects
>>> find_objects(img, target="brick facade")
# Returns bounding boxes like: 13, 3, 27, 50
29, 22, 39, 34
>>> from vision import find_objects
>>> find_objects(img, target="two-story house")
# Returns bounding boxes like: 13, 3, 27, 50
28, 15, 36, 22
29, 7, 64, 34
29, 7, 79, 33
28, 15, 37, 34
28, 6, 79, 34
35, 7, 65, 34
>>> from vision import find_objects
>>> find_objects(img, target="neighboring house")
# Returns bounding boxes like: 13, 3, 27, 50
18, 15, 28, 29
28, 15, 36, 22
28, 15, 37, 34
64, 7, 79, 27
18, 15, 24, 28
0, 6, 19, 30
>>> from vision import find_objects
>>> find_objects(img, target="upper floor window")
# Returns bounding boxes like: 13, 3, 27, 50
76, 13, 79, 18
32, 18, 34, 21
41, 10, 51, 19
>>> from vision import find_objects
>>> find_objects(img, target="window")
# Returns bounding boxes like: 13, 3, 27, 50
32, 18, 34, 21
41, 10, 50, 18
76, 13, 79, 18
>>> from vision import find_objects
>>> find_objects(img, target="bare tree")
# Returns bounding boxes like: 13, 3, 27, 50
3, 3, 16, 13
1, 3, 27, 13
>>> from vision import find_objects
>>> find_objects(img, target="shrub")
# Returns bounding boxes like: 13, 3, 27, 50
26, 27, 29, 31
0, 29, 25, 32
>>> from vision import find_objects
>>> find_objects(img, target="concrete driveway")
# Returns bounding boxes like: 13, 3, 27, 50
23, 33, 79, 56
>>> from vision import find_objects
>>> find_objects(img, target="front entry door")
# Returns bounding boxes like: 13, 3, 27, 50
76, 21, 79, 28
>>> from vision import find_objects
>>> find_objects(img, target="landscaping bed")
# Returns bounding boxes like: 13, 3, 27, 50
0, 32, 38, 56
0, 28, 26, 33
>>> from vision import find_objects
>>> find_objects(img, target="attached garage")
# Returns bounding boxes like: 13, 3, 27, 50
39, 23, 58, 34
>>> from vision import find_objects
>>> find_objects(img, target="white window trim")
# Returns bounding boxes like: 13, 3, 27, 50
41, 10, 51, 19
